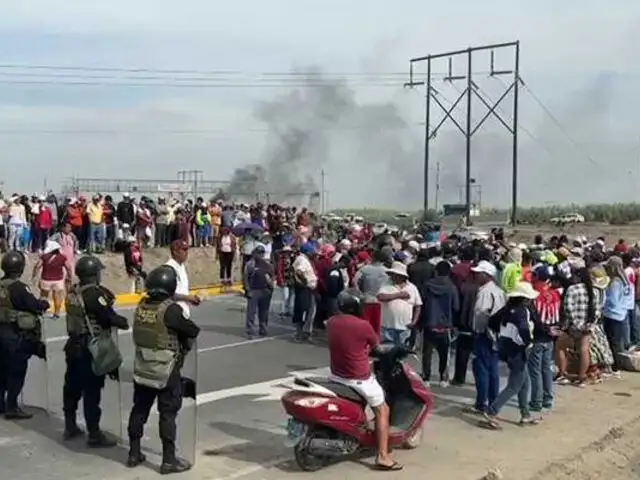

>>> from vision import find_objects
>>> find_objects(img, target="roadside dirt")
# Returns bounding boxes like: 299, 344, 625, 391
23, 247, 241, 294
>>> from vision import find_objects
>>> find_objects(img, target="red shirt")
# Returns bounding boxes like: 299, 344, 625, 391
41, 252, 67, 281
326, 314, 379, 380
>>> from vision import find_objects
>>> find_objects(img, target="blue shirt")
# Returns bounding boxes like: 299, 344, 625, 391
603, 278, 633, 321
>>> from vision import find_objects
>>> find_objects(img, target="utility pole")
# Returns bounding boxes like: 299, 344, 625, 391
405, 41, 521, 224
177, 169, 203, 200
434, 161, 441, 211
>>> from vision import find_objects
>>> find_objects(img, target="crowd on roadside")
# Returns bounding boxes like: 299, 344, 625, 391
240, 223, 640, 429
0, 191, 318, 254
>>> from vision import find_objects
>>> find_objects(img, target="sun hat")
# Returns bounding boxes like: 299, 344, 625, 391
507, 281, 539, 299
590, 265, 610, 290
43, 240, 61, 255
386, 261, 409, 278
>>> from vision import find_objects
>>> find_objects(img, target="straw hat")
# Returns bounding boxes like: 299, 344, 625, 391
590, 266, 610, 290
507, 281, 539, 300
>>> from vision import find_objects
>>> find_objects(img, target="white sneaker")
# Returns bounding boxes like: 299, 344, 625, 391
423, 380, 431, 388
439, 380, 450, 388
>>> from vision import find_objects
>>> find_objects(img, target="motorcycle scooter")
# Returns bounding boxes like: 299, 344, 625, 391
281, 344, 433, 471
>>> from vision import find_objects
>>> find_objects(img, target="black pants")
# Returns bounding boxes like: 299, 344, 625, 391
127, 374, 183, 463
0, 334, 31, 411
71, 226, 84, 249
155, 223, 169, 248
62, 343, 105, 434
453, 334, 474, 384
293, 286, 313, 326
105, 224, 116, 251
219, 252, 234, 281
421, 329, 451, 382
604, 317, 626, 372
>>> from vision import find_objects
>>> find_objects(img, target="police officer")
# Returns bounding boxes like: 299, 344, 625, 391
0, 250, 50, 419
63, 255, 129, 446
127, 265, 200, 475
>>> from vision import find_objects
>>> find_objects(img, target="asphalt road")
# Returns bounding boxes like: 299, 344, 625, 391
2, 294, 513, 480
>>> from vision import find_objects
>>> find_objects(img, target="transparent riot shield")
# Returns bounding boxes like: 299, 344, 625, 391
98, 328, 124, 443
20, 315, 52, 417
178, 339, 198, 466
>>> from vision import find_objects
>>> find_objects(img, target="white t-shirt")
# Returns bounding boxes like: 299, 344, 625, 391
165, 258, 191, 318
379, 281, 422, 331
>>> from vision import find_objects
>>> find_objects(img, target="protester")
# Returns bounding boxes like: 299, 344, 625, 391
31, 239, 72, 318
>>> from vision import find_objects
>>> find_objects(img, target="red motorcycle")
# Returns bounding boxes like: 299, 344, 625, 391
281, 345, 433, 471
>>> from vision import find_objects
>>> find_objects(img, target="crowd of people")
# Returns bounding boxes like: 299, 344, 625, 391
244, 223, 640, 435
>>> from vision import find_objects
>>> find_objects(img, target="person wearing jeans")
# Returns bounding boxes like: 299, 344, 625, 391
528, 266, 561, 411
603, 256, 634, 374
244, 245, 274, 338
483, 282, 540, 430
469, 261, 505, 413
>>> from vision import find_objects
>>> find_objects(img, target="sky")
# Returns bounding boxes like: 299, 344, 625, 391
0, 0, 639, 209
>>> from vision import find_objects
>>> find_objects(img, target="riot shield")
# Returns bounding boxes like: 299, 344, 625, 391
178, 339, 198, 466
20, 315, 53, 417
98, 328, 124, 443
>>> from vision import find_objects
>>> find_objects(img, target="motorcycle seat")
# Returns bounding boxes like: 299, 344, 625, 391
303, 377, 368, 405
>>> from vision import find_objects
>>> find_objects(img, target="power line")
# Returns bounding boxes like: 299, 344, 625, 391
519, 79, 602, 167
0, 79, 407, 88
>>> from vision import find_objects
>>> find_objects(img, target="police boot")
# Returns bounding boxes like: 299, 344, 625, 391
126, 438, 147, 468
4, 407, 33, 420
87, 431, 117, 448
160, 441, 192, 475
63, 415, 84, 441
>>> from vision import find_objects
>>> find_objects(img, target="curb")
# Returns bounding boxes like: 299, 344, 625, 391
47, 283, 243, 313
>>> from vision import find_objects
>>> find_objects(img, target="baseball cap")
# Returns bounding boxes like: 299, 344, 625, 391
471, 260, 497, 278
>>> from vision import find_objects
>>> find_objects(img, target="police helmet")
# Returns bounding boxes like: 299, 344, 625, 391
75, 255, 105, 280
1, 250, 26, 276
337, 288, 364, 318
145, 265, 178, 297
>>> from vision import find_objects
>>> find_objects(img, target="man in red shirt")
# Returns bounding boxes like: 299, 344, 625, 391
326, 290, 402, 471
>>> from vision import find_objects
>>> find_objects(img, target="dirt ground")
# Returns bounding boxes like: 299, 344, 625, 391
23, 247, 240, 294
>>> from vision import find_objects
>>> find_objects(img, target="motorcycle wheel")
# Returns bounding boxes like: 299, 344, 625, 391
403, 426, 423, 449
294, 428, 333, 472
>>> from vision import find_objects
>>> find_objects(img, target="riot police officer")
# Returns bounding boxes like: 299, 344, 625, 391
127, 265, 200, 474
63, 255, 129, 446
0, 250, 50, 419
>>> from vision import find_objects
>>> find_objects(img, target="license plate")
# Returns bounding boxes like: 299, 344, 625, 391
284, 418, 306, 446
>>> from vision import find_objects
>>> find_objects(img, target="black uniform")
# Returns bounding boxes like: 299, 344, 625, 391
62, 282, 129, 445
127, 297, 200, 473
0, 278, 49, 418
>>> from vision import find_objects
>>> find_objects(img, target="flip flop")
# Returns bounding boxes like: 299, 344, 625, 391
374, 461, 404, 471
519, 417, 541, 426
479, 419, 503, 431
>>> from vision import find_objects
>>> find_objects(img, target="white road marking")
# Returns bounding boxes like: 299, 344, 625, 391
197, 334, 291, 353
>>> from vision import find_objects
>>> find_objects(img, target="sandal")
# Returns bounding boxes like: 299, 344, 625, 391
555, 376, 571, 385
374, 461, 404, 471
519, 417, 541, 426
481, 414, 502, 430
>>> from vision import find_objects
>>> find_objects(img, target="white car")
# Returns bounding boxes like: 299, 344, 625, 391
550, 213, 585, 225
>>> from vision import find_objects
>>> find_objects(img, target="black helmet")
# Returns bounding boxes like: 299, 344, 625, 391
1, 250, 26, 276
75, 255, 105, 280
337, 288, 364, 318
145, 265, 177, 297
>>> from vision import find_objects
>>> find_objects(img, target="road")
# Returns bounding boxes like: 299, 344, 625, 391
3, 294, 639, 480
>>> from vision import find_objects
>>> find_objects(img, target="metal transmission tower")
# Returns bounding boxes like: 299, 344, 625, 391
177, 169, 204, 200
405, 41, 521, 224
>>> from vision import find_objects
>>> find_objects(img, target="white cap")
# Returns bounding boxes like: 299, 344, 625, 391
471, 260, 498, 278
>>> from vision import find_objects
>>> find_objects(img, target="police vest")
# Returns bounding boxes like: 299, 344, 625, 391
132, 298, 179, 390
0, 278, 40, 331
132, 298, 179, 352
65, 284, 103, 337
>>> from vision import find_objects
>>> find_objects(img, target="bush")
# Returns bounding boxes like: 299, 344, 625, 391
329, 203, 640, 226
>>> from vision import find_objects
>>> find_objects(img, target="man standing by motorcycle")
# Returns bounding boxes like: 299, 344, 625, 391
325, 289, 402, 471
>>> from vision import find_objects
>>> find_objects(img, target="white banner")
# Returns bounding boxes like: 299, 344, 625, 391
157, 183, 192, 193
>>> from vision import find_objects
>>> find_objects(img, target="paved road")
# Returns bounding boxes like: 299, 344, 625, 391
2, 294, 512, 480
